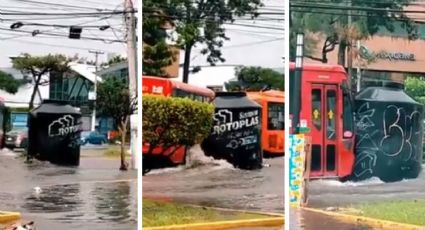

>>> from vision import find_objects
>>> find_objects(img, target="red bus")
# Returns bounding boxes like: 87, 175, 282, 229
0, 98, 5, 149
289, 63, 355, 179
142, 76, 215, 172
246, 90, 284, 156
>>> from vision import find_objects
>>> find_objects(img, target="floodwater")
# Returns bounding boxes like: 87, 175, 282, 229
307, 169, 425, 208
0, 148, 137, 230
289, 208, 376, 230
143, 145, 284, 213
291, 167, 425, 229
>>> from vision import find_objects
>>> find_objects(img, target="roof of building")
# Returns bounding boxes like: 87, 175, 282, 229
68, 62, 102, 83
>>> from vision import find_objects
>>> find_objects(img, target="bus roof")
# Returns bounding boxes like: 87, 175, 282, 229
143, 76, 215, 98
246, 90, 284, 102
289, 62, 346, 73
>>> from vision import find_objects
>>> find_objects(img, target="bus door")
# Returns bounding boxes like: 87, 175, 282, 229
310, 84, 339, 178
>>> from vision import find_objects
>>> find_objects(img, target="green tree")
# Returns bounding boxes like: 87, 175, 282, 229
290, 1, 416, 64
142, 5, 177, 77
97, 77, 137, 171
0, 70, 23, 94
405, 76, 425, 105
143, 0, 262, 83
225, 66, 284, 91
101, 55, 128, 68
11, 53, 69, 109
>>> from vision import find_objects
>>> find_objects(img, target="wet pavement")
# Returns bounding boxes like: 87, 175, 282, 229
307, 169, 425, 208
289, 208, 376, 230
290, 168, 425, 229
0, 148, 137, 230
143, 146, 284, 214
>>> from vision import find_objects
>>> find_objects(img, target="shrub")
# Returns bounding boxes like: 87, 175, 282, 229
142, 95, 214, 154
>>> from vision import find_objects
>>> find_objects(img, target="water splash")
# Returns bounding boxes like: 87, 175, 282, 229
0, 148, 19, 157
185, 145, 233, 169
314, 177, 385, 187
147, 145, 234, 175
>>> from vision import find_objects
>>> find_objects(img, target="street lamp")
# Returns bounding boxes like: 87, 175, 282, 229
292, 33, 304, 134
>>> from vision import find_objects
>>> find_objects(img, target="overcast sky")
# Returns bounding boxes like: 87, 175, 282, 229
186, 0, 284, 69
0, 0, 137, 67
0, 0, 282, 71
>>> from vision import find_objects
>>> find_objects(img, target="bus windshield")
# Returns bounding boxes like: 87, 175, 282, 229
342, 81, 355, 137
268, 102, 284, 130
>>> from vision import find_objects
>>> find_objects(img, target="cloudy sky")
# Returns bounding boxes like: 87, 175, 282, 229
186, 0, 284, 69
0, 0, 136, 67
176, 0, 285, 86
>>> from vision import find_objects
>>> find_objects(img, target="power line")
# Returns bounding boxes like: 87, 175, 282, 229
142, 12, 285, 31
224, 22, 284, 31
290, 2, 425, 14
0, 27, 124, 43
7, 0, 117, 11
192, 37, 284, 51
293, 0, 425, 7
291, 9, 425, 22
0, 10, 137, 16
0, 38, 117, 52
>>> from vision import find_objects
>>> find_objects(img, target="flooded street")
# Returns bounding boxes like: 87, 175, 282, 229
290, 167, 425, 229
307, 169, 425, 208
143, 146, 284, 214
289, 209, 375, 230
0, 147, 137, 230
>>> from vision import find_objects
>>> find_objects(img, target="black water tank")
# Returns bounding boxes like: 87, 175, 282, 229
201, 92, 263, 169
353, 82, 424, 182
28, 100, 82, 166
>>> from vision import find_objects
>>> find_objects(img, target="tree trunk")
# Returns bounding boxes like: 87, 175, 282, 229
29, 75, 42, 110
182, 44, 192, 83
119, 117, 129, 171
338, 39, 347, 66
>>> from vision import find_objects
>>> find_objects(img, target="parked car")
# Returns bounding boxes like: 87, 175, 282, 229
5, 127, 28, 150
80, 131, 107, 145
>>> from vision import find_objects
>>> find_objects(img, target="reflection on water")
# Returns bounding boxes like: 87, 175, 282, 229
0, 150, 137, 230
24, 184, 82, 213
290, 208, 376, 230
94, 183, 134, 223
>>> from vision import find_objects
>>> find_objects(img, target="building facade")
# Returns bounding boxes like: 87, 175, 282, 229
305, 3, 425, 88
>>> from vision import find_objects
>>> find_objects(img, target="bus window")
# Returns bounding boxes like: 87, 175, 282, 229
326, 90, 336, 140
342, 86, 354, 138
312, 89, 322, 131
173, 89, 189, 98
268, 102, 284, 130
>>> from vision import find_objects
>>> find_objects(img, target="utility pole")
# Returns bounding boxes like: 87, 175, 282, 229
356, 40, 362, 92
347, 0, 353, 89
89, 50, 104, 132
125, 0, 138, 170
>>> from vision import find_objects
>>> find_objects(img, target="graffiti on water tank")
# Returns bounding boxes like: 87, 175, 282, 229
381, 105, 421, 160
48, 115, 80, 137
354, 101, 423, 179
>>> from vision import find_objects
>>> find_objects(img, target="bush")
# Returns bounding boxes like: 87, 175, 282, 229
142, 95, 214, 154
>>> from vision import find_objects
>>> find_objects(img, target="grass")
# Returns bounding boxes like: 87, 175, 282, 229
142, 199, 270, 227
348, 200, 425, 226
104, 145, 131, 158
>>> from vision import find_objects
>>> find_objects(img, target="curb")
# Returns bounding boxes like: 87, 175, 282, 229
302, 207, 425, 230
186, 204, 284, 218
144, 217, 284, 230
0, 211, 21, 223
